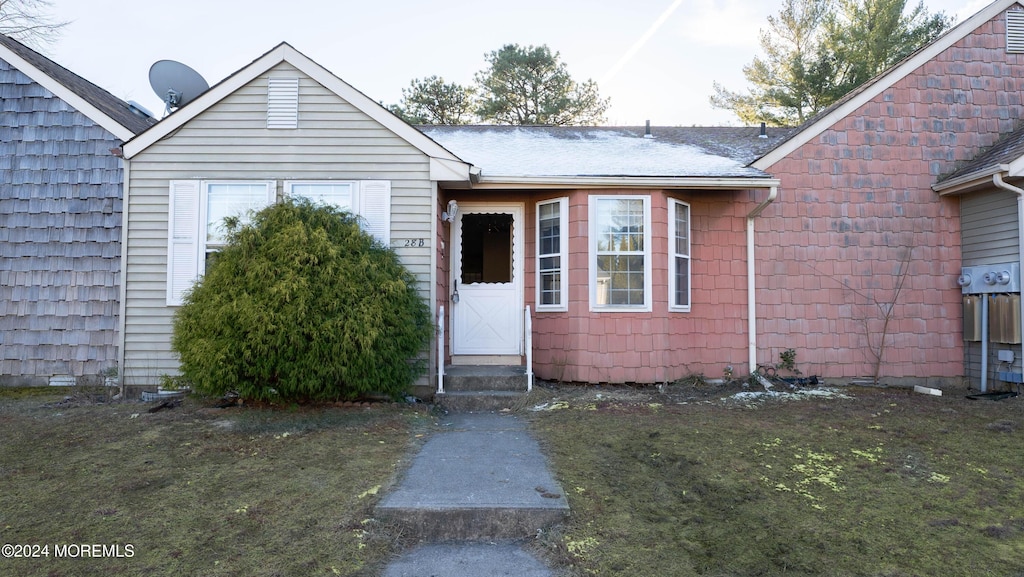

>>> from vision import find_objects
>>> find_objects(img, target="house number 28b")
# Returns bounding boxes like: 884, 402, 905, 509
403, 239, 426, 248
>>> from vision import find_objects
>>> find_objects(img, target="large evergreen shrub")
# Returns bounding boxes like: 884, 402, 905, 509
171, 199, 432, 402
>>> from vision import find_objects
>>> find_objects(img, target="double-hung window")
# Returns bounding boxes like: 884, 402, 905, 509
589, 195, 651, 312
285, 181, 391, 245
167, 179, 391, 306
167, 180, 275, 305
203, 182, 276, 270
536, 198, 568, 311
669, 198, 691, 311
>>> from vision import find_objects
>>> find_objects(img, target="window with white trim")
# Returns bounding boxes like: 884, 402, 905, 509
204, 182, 275, 268
285, 181, 391, 244
589, 195, 652, 311
536, 198, 567, 310
167, 180, 275, 306
167, 179, 392, 306
669, 198, 691, 311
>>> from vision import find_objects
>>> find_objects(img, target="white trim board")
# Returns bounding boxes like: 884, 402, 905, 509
0, 44, 136, 141
121, 42, 471, 183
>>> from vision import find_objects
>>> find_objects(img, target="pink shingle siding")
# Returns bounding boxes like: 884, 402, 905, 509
528, 189, 751, 384
756, 10, 1024, 381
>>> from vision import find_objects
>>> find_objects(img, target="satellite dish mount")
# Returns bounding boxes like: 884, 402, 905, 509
149, 60, 209, 117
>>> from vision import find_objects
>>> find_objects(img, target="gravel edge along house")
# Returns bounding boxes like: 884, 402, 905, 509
8, 0, 1021, 397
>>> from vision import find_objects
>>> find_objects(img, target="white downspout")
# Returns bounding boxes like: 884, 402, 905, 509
991, 173, 1024, 392
746, 186, 778, 376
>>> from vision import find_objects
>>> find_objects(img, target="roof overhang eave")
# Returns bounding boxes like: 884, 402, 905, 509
933, 165, 1010, 196
460, 175, 781, 190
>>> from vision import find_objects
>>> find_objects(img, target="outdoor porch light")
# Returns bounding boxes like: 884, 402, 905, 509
442, 200, 459, 223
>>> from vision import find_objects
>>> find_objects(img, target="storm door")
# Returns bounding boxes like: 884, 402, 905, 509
451, 204, 523, 355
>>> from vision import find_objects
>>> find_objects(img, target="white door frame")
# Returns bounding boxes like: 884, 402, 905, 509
450, 202, 524, 356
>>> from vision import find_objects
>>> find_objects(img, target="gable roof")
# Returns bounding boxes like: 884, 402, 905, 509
0, 34, 155, 140
121, 42, 471, 181
753, 0, 1021, 170
422, 125, 790, 187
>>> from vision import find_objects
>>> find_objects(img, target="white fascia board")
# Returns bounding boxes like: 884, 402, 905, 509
122, 45, 291, 158
430, 157, 472, 181
933, 164, 1008, 195
470, 175, 781, 190
286, 46, 467, 165
753, 0, 1020, 171
0, 45, 135, 141
123, 42, 471, 177
1009, 154, 1024, 177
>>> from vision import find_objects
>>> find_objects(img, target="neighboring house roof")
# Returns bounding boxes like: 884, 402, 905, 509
122, 42, 471, 182
422, 125, 790, 188
0, 33, 155, 140
933, 123, 1024, 194
753, 0, 1022, 170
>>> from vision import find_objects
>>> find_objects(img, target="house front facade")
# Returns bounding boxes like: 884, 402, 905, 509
118, 0, 1024, 396
117, 44, 789, 395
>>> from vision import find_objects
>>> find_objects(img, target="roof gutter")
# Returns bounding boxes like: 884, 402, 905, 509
933, 165, 1009, 196
991, 172, 1024, 392
746, 186, 778, 375
467, 175, 780, 190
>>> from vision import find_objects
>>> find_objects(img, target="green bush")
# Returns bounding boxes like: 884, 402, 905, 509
171, 199, 432, 402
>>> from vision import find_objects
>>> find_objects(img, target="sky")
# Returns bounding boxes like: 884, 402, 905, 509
41, 0, 990, 127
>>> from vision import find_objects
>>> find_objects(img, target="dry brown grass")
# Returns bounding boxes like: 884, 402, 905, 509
0, 389, 433, 577
527, 383, 1024, 576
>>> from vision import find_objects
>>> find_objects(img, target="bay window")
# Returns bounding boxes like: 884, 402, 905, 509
589, 195, 651, 312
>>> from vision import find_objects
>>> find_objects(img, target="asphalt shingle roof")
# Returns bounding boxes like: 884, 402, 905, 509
938, 124, 1024, 184
420, 125, 796, 179
0, 34, 155, 136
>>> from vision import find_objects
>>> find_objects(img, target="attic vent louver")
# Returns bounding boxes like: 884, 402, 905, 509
1007, 10, 1024, 53
268, 78, 299, 129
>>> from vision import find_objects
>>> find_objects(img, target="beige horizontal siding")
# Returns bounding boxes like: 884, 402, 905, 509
123, 62, 435, 387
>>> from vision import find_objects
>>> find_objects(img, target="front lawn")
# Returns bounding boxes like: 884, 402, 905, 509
529, 385, 1024, 576
0, 390, 430, 577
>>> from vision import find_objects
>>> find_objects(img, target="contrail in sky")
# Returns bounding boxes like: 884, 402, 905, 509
600, 0, 684, 86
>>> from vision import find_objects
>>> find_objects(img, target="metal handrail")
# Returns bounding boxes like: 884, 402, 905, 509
525, 305, 534, 392
437, 305, 445, 394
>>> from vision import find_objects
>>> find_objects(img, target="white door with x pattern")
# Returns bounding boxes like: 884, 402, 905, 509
451, 203, 523, 355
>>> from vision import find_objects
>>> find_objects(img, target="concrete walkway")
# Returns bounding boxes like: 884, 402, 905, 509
377, 413, 568, 576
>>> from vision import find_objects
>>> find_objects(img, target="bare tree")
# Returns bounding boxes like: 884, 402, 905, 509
804, 245, 913, 385
0, 0, 69, 49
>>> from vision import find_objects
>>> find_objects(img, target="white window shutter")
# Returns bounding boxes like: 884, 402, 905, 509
359, 180, 391, 245
267, 78, 299, 129
167, 180, 201, 306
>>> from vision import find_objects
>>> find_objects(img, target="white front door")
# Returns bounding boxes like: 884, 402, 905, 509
451, 203, 523, 355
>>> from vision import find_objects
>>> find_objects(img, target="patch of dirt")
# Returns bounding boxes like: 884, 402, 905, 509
527, 377, 847, 412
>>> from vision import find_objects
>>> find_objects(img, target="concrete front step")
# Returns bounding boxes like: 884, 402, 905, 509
442, 364, 529, 392
383, 543, 554, 577
375, 414, 569, 541
436, 390, 526, 412
377, 505, 567, 541
437, 365, 531, 412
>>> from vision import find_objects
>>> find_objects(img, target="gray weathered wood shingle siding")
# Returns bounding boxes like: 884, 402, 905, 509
0, 58, 123, 383
122, 63, 436, 387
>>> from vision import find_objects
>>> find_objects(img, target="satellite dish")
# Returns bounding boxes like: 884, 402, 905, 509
148, 60, 209, 116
